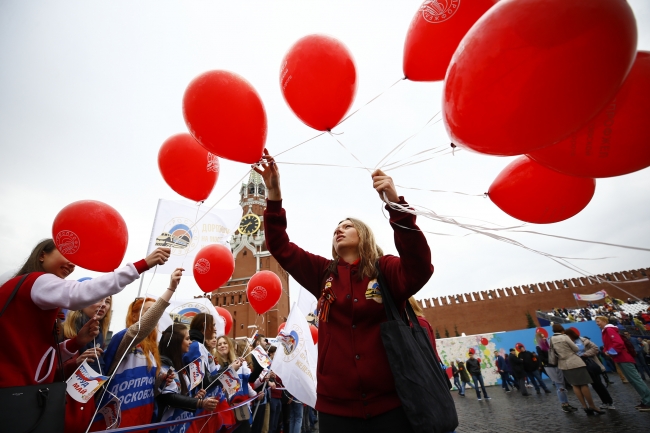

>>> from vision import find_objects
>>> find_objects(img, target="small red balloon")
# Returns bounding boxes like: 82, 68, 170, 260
309, 324, 318, 345
568, 327, 580, 337
443, 0, 637, 156
183, 70, 267, 164
480, 337, 488, 346
193, 244, 235, 293
528, 52, 650, 178
446, 366, 453, 379
403, 0, 497, 81
158, 133, 219, 202
247, 271, 282, 315
535, 328, 549, 339
52, 200, 128, 272
489, 156, 596, 224
216, 306, 233, 335
280, 34, 357, 131
468, 348, 476, 355
278, 322, 286, 335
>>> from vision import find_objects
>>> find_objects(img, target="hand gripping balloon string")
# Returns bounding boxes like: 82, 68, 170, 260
334, 77, 405, 128
85, 285, 149, 433
379, 192, 645, 301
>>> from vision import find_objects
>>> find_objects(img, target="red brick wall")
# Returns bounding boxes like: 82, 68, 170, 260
420, 268, 650, 336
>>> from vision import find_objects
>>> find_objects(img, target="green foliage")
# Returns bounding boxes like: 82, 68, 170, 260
526, 311, 537, 328
435, 328, 441, 339
444, 328, 450, 338
454, 324, 460, 337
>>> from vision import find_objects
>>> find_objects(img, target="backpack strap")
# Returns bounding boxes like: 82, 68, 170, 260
0, 273, 30, 318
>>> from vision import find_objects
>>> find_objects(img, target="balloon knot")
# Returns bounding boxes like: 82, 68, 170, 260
450, 143, 457, 148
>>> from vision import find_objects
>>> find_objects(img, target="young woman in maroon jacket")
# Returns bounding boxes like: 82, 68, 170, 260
254, 150, 434, 433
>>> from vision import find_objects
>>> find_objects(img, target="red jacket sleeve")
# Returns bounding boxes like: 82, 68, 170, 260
264, 200, 331, 297
379, 197, 434, 303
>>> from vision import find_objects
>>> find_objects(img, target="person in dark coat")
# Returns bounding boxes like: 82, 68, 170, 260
509, 348, 529, 396
494, 351, 512, 392
517, 344, 551, 395
465, 350, 490, 400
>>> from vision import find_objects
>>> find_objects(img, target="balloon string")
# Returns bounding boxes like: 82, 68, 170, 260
327, 131, 373, 175
395, 184, 484, 197
379, 192, 644, 301
374, 111, 441, 170
334, 77, 405, 128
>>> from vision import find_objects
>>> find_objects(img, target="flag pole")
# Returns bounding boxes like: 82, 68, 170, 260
138, 199, 162, 298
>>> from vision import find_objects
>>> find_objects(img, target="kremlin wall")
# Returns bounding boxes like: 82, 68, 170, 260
418, 267, 650, 336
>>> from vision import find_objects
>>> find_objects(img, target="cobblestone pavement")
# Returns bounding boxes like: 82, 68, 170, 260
452, 378, 649, 432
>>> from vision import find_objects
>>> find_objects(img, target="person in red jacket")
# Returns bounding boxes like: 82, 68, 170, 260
0, 239, 170, 389
254, 150, 434, 433
595, 316, 650, 411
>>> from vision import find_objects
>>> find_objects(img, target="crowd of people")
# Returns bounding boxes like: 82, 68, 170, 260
542, 297, 650, 333
448, 322, 650, 414
0, 157, 448, 433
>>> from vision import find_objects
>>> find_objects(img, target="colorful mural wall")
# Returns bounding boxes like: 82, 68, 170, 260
436, 321, 603, 388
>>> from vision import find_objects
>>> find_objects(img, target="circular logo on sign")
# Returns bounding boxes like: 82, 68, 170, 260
421, 0, 460, 24
250, 286, 267, 301
278, 325, 304, 362
55, 230, 80, 255
194, 258, 210, 275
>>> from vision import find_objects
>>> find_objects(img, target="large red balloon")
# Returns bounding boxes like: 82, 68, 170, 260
489, 156, 596, 224
52, 200, 128, 272
280, 34, 357, 131
158, 133, 219, 202
277, 322, 286, 335
193, 244, 235, 293
215, 306, 233, 335
443, 0, 637, 156
183, 70, 267, 164
403, 0, 497, 81
528, 52, 650, 178
247, 270, 282, 315
309, 324, 318, 345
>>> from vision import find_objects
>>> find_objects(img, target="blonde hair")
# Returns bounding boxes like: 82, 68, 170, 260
235, 338, 253, 366
409, 297, 424, 317
215, 336, 237, 367
329, 217, 384, 280
126, 297, 161, 371
63, 296, 113, 342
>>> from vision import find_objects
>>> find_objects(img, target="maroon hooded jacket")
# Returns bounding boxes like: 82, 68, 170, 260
264, 198, 433, 418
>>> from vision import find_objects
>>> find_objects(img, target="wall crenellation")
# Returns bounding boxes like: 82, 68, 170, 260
418, 267, 650, 335
418, 267, 650, 312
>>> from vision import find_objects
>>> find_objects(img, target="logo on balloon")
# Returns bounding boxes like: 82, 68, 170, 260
55, 230, 80, 255
420, 0, 460, 23
249, 286, 267, 301
207, 153, 219, 173
169, 304, 207, 325
194, 258, 210, 275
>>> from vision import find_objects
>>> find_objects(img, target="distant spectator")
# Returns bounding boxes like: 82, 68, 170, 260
466, 350, 490, 401
595, 316, 650, 412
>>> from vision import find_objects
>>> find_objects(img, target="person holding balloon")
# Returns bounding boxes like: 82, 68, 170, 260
254, 150, 434, 433
0, 239, 171, 389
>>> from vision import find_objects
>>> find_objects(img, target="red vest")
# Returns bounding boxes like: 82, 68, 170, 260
0, 273, 63, 387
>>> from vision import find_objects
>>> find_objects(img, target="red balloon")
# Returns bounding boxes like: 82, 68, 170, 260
568, 327, 581, 337
535, 327, 549, 339
278, 322, 286, 335
52, 200, 128, 272
193, 244, 235, 293
216, 306, 233, 335
443, 0, 637, 156
489, 156, 596, 224
403, 0, 497, 81
280, 34, 357, 131
445, 366, 453, 379
480, 337, 488, 346
309, 324, 318, 345
183, 70, 267, 164
158, 133, 219, 202
528, 52, 650, 178
468, 348, 475, 355
247, 270, 282, 315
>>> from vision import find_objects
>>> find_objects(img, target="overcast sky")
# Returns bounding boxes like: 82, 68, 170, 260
1, 1, 649, 331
